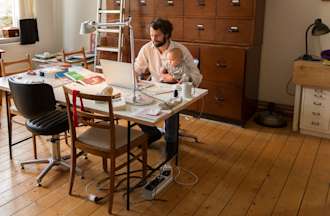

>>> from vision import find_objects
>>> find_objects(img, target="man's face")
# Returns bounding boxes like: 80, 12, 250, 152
150, 27, 167, 48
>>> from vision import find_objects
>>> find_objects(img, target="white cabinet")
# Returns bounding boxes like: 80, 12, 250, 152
300, 87, 330, 138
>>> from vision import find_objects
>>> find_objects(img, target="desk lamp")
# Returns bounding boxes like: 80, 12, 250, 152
302, 18, 330, 61
80, 17, 148, 105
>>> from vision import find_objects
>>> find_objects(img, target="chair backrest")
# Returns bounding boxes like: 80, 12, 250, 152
8, 78, 57, 119
62, 47, 88, 69
63, 86, 117, 150
0, 54, 32, 76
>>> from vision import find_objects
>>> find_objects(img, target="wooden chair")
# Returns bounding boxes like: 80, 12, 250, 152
62, 47, 88, 69
63, 86, 148, 214
0, 54, 38, 159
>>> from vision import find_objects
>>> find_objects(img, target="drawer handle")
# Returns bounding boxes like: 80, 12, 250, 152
196, 24, 205, 31
311, 121, 320, 126
313, 102, 322, 106
140, 0, 146, 5
314, 94, 324, 98
228, 26, 239, 33
215, 96, 225, 102
231, 0, 240, 6
216, 62, 227, 68
167, 0, 174, 5
312, 112, 321, 116
197, 0, 206, 6
114, 0, 121, 5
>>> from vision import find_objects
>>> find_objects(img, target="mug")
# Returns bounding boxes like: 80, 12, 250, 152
182, 82, 193, 98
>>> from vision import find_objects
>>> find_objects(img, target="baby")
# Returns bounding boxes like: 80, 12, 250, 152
161, 47, 190, 83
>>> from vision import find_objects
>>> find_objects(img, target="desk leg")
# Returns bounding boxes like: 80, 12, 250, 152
126, 121, 131, 210
293, 85, 302, 132
0, 90, 2, 128
175, 113, 180, 166
5, 92, 12, 159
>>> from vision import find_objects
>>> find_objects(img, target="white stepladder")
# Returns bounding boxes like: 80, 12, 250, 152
94, 0, 126, 70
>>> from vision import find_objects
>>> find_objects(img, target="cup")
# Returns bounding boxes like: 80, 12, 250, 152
182, 82, 193, 98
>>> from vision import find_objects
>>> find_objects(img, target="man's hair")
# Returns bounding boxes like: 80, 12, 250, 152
150, 18, 173, 38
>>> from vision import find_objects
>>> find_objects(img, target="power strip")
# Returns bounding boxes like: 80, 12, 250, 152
143, 164, 173, 200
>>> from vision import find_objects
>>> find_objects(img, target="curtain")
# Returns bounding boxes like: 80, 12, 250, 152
18, 0, 36, 19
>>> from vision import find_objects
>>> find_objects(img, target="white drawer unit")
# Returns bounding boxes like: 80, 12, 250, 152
300, 87, 330, 138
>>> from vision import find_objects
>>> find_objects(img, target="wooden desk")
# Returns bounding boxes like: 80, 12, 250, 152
0, 66, 208, 209
292, 60, 330, 137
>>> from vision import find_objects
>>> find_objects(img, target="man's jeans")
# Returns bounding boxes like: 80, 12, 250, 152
139, 113, 179, 159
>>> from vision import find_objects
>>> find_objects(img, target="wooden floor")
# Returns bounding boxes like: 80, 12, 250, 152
0, 114, 330, 216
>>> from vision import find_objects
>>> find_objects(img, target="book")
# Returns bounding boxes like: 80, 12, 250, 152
64, 71, 105, 85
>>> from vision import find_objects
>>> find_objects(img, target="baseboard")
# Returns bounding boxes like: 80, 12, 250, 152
257, 101, 294, 118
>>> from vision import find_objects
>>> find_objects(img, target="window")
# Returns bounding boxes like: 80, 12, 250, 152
0, 0, 19, 37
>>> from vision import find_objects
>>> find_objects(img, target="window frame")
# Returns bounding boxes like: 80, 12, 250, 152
0, 0, 20, 42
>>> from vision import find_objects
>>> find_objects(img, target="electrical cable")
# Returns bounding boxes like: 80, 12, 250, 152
173, 166, 199, 186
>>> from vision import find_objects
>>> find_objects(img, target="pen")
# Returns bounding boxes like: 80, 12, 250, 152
155, 90, 174, 95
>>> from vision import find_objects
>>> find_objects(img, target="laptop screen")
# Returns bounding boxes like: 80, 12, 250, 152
100, 59, 135, 89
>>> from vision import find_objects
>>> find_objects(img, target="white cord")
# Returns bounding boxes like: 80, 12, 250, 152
173, 166, 199, 186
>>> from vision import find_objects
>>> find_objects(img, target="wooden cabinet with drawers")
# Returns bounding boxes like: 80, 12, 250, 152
300, 88, 330, 138
126, 0, 265, 126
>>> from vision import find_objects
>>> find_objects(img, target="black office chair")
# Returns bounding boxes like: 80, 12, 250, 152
8, 78, 79, 186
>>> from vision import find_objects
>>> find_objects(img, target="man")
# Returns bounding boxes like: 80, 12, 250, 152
134, 18, 202, 159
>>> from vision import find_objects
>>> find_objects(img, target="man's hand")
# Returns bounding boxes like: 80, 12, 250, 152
160, 73, 178, 83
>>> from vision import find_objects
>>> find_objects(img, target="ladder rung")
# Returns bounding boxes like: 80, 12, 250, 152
98, 10, 121, 14
97, 47, 120, 52
97, 28, 120, 33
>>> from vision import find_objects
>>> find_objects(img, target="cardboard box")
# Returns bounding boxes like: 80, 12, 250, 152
2, 27, 19, 38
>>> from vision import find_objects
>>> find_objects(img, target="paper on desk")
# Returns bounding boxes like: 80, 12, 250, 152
132, 107, 164, 120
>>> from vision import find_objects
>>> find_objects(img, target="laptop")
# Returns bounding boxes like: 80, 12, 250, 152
100, 59, 135, 89
100, 59, 153, 90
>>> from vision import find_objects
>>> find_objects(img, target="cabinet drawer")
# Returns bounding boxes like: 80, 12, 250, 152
132, 16, 154, 39
200, 46, 245, 84
303, 88, 330, 103
155, 0, 183, 16
300, 87, 330, 132
300, 112, 330, 132
184, 0, 216, 17
217, 0, 254, 17
181, 43, 200, 60
183, 18, 215, 42
216, 19, 254, 45
130, 0, 155, 16
168, 17, 184, 40
200, 81, 242, 120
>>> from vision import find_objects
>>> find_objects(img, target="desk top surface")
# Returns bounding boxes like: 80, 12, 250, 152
0, 66, 208, 126
293, 60, 330, 89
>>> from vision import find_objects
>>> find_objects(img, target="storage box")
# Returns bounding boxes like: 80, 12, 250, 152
2, 27, 19, 38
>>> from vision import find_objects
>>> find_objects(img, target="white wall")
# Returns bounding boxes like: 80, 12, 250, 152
0, 0, 60, 61
55, 0, 97, 52
259, 0, 330, 105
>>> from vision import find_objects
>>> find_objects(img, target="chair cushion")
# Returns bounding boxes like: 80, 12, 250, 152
77, 125, 145, 152
26, 110, 68, 135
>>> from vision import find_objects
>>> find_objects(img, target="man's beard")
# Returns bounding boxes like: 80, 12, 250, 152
153, 37, 167, 48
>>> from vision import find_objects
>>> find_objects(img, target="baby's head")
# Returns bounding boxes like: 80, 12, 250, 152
167, 48, 183, 67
